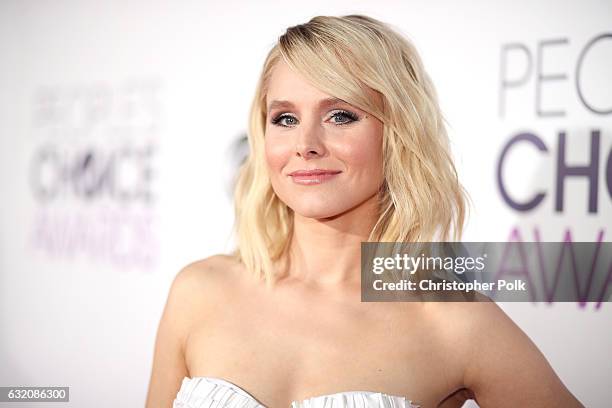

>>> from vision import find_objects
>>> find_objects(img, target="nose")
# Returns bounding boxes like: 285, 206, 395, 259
294, 120, 327, 159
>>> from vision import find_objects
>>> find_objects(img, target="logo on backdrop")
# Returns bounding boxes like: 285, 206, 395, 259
496, 33, 612, 308
28, 78, 162, 271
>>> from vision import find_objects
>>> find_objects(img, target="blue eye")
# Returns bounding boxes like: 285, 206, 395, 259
329, 110, 359, 125
270, 110, 360, 128
271, 113, 298, 127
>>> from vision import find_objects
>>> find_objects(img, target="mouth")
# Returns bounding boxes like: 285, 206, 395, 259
288, 169, 342, 185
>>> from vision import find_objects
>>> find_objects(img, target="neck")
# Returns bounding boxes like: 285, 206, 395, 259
282, 193, 380, 289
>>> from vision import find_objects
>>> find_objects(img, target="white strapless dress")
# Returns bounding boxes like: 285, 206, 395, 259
173, 376, 420, 408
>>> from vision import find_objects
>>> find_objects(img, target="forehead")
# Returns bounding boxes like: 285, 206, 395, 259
265, 60, 330, 104
265, 59, 383, 114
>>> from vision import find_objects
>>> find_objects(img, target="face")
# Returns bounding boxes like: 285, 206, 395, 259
264, 60, 384, 220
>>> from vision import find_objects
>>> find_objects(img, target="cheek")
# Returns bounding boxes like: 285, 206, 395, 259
334, 129, 383, 175
264, 136, 292, 173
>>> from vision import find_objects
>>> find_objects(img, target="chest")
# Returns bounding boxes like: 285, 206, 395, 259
184, 297, 465, 407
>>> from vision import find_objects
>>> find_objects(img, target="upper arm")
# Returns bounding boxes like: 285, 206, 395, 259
145, 262, 209, 408
462, 302, 584, 408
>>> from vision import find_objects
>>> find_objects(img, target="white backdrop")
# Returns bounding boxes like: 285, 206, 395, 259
0, 0, 610, 407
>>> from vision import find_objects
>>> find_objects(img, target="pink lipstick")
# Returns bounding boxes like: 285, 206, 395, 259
288, 169, 342, 185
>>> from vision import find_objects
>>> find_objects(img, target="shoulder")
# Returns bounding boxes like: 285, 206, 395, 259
172, 254, 244, 291
425, 291, 505, 327
145, 254, 243, 407
428, 297, 583, 407
422, 292, 499, 346
414, 295, 499, 382
425, 295, 531, 367
165, 254, 246, 322
177, 253, 242, 278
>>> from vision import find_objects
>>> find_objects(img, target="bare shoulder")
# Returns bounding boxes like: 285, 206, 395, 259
177, 254, 242, 284
170, 253, 258, 318
164, 254, 247, 338
145, 254, 243, 408
428, 296, 583, 407
172, 254, 245, 297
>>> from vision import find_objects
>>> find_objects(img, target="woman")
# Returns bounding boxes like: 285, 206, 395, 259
146, 15, 583, 408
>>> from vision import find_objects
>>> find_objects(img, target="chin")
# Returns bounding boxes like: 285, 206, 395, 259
290, 202, 350, 220
296, 210, 338, 220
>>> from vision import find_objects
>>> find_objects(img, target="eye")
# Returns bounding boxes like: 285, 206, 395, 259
271, 113, 298, 127
328, 110, 359, 125
270, 109, 360, 128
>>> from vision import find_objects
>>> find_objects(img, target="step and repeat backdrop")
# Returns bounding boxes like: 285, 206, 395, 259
0, 1, 610, 407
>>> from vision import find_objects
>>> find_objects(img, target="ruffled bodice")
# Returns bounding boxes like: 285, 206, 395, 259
173, 376, 420, 408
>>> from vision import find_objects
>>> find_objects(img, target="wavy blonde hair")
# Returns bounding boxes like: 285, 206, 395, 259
231, 14, 469, 286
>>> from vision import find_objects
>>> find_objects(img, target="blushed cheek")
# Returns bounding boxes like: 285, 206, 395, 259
337, 136, 383, 171
343, 135, 384, 186
264, 138, 291, 175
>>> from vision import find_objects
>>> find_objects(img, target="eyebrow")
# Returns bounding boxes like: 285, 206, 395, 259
266, 97, 348, 115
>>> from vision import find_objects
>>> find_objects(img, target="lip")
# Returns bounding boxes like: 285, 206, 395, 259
288, 169, 342, 185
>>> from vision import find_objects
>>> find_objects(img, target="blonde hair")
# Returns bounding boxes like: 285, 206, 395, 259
231, 14, 470, 286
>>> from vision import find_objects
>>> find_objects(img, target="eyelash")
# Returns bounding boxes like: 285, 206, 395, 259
270, 110, 360, 128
